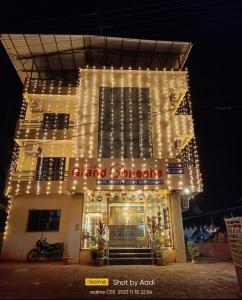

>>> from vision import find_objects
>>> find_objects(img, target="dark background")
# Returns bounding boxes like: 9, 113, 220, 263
0, 0, 242, 228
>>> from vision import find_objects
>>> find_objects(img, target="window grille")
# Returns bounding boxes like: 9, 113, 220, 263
35, 157, 66, 181
42, 113, 70, 129
98, 87, 153, 158
26, 210, 61, 232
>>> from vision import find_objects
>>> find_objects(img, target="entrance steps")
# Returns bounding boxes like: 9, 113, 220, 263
108, 248, 154, 265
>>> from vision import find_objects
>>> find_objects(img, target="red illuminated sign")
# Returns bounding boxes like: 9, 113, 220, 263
72, 163, 162, 179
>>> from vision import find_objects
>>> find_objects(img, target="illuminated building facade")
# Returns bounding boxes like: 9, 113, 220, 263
0, 34, 202, 263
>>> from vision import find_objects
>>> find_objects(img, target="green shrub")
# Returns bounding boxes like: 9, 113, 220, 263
155, 250, 163, 258
97, 237, 105, 250
187, 240, 199, 259
90, 247, 97, 261
97, 250, 104, 258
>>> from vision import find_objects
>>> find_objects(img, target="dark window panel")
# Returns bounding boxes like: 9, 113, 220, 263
98, 87, 153, 158
42, 113, 70, 129
35, 157, 66, 181
26, 210, 61, 232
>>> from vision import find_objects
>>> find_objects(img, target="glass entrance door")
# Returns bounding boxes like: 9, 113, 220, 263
108, 203, 145, 247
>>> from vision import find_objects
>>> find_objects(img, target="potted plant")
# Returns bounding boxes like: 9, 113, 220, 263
64, 244, 72, 265
154, 235, 164, 266
187, 240, 199, 263
97, 236, 105, 250
90, 247, 97, 265
96, 237, 105, 266
95, 220, 106, 266
96, 250, 105, 266
155, 249, 164, 266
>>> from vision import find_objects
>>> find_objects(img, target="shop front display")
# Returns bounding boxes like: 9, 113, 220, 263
81, 190, 173, 249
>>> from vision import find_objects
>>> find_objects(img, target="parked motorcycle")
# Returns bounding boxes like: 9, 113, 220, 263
27, 237, 64, 262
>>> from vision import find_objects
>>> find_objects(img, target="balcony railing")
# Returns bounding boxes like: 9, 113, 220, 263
10, 170, 69, 181
18, 119, 76, 130
15, 120, 76, 140
24, 78, 79, 95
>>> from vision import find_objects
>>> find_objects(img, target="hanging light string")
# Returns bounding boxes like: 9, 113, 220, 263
17, 106, 178, 140
7, 68, 202, 196
15, 107, 178, 150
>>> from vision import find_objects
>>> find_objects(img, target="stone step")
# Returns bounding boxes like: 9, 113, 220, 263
109, 257, 153, 265
109, 248, 152, 254
109, 252, 152, 258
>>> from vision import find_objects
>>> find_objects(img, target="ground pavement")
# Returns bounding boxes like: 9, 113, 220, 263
0, 260, 240, 299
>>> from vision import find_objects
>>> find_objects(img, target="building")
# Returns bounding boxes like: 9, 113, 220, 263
0, 34, 202, 264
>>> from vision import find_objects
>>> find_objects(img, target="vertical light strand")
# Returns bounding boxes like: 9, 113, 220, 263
110, 67, 114, 158
172, 70, 183, 190
3, 197, 12, 240
15, 146, 25, 195
59, 80, 65, 194
81, 68, 88, 158
138, 69, 143, 158
98, 67, 106, 158
128, 68, 133, 158
120, 68, 125, 158
186, 69, 203, 192
89, 67, 96, 158
73, 70, 81, 158
147, 68, 153, 157
6, 143, 19, 196
36, 79, 46, 140
155, 69, 163, 158
163, 70, 173, 157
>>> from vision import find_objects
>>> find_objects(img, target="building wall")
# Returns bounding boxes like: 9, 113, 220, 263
76, 69, 191, 159
1, 194, 83, 263
7, 69, 202, 196
2, 68, 201, 263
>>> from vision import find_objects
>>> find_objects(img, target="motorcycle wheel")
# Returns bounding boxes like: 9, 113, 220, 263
53, 249, 64, 261
27, 249, 40, 262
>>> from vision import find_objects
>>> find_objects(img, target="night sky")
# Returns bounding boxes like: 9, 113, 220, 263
0, 0, 242, 220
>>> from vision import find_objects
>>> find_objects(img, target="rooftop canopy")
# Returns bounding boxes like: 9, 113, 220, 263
0, 34, 192, 82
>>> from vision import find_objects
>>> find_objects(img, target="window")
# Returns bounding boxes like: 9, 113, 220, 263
42, 113, 70, 129
98, 87, 153, 158
35, 157, 66, 181
26, 210, 61, 232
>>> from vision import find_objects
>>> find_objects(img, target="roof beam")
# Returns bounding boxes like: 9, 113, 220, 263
162, 41, 174, 69
17, 46, 186, 60
53, 34, 65, 78
119, 39, 124, 67
8, 34, 28, 79
83, 36, 87, 66
88, 36, 92, 66
105, 36, 108, 66
21, 69, 78, 72
180, 43, 193, 69
70, 36, 77, 69
149, 40, 158, 68
23, 34, 41, 79
38, 34, 52, 71
134, 39, 141, 69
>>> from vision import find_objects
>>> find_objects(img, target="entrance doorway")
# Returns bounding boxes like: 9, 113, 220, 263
108, 203, 146, 247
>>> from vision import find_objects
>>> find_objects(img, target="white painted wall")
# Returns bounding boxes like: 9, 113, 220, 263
1, 194, 83, 263
170, 192, 187, 262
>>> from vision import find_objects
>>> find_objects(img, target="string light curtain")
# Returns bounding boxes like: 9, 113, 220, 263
98, 87, 153, 158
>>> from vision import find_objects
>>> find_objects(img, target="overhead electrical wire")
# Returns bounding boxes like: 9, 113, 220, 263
17, 107, 178, 146
0, 0, 231, 27
1, 0, 241, 32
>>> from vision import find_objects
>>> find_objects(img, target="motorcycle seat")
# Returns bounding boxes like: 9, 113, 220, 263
49, 242, 64, 246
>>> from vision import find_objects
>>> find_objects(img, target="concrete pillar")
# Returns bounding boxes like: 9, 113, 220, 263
170, 192, 186, 262
66, 194, 83, 263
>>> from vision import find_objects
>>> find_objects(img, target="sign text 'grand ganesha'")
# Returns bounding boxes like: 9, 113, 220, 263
72, 162, 163, 179
67, 158, 187, 191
